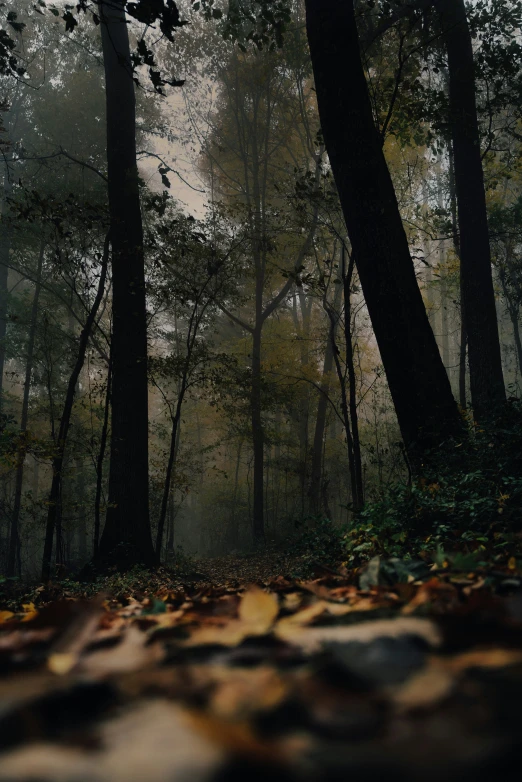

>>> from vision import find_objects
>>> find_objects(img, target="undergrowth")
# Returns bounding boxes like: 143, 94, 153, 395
296, 400, 522, 571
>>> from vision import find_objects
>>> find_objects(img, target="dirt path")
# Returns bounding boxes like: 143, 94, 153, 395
193, 546, 304, 585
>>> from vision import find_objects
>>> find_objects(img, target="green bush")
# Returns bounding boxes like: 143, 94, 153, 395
343, 400, 522, 565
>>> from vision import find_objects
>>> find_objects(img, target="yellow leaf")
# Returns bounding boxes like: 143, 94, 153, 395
48, 653, 77, 676
185, 587, 279, 648
238, 587, 279, 634
20, 602, 38, 622
508, 556, 517, 571
0, 611, 14, 623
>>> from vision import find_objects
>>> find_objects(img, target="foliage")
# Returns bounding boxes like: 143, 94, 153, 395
289, 516, 347, 575
343, 401, 522, 565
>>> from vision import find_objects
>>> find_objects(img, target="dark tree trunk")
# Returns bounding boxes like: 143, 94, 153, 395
76, 458, 87, 562
94, 349, 112, 558
7, 241, 44, 577
326, 303, 359, 509
305, 0, 461, 461
230, 438, 243, 544
166, 495, 175, 555
0, 175, 11, 415
509, 306, 522, 382
308, 332, 335, 517
309, 254, 343, 516
97, 0, 154, 569
156, 409, 181, 562
42, 237, 108, 582
251, 323, 265, 545
343, 248, 364, 509
449, 143, 467, 409
438, 0, 505, 417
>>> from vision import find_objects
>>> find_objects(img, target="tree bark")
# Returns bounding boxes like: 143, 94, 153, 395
155, 409, 181, 562
305, 0, 461, 461
97, 0, 154, 569
42, 235, 109, 582
438, 0, 505, 417
94, 348, 112, 558
76, 457, 87, 562
309, 254, 343, 516
342, 248, 364, 509
449, 143, 467, 410
251, 322, 265, 545
0, 173, 11, 415
7, 240, 44, 577
309, 328, 335, 516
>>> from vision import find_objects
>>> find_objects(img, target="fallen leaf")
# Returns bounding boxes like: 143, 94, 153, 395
78, 626, 164, 676
392, 664, 454, 711
185, 586, 279, 647
210, 666, 288, 718
275, 617, 442, 652
238, 586, 279, 631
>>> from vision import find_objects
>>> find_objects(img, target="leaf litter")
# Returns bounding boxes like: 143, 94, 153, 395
1, 555, 522, 781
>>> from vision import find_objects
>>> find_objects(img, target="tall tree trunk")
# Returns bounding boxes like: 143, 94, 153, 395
309, 258, 343, 516
308, 333, 335, 516
251, 323, 264, 545
156, 410, 181, 562
166, 494, 175, 555
7, 241, 44, 577
509, 306, 522, 383
0, 174, 11, 415
94, 349, 112, 558
230, 438, 243, 545
326, 303, 359, 510
305, 0, 461, 461
76, 457, 87, 562
438, 0, 505, 417
449, 144, 467, 409
97, 0, 154, 569
42, 236, 108, 582
343, 248, 364, 509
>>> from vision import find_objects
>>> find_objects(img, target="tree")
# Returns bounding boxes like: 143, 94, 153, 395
96, 0, 155, 568
7, 240, 44, 577
41, 233, 109, 581
304, 0, 461, 462
437, 0, 505, 418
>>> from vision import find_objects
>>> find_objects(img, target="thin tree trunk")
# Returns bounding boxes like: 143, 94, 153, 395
342, 248, 364, 509
305, 0, 461, 462
94, 349, 112, 558
251, 323, 264, 545
155, 408, 181, 562
308, 335, 335, 516
97, 0, 154, 569
509, 306, 522, 382
0, 174, 11, 415
7, 241, 44, 577
449, 144, 467, 410
76, 457, 87, 562
42, 235, 109, 582
166, 494, 175, 554
309, 262, 343, 516
438, 0, 505, 417
230, 438, 243, 545
326, 304, 358, 510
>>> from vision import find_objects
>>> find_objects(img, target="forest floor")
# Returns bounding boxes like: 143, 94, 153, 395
1, 553, 522, 782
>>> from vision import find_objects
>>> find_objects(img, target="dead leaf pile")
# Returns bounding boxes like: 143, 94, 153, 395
1, 566, 522, 782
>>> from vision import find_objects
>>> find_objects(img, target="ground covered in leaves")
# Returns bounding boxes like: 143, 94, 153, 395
1, 554, 522, 782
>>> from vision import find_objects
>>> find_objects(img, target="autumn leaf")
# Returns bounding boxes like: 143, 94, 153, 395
184, 586, 279, 647
238, 586, 279, 632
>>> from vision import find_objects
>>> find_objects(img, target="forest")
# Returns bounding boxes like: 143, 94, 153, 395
1, 1, 522, 780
